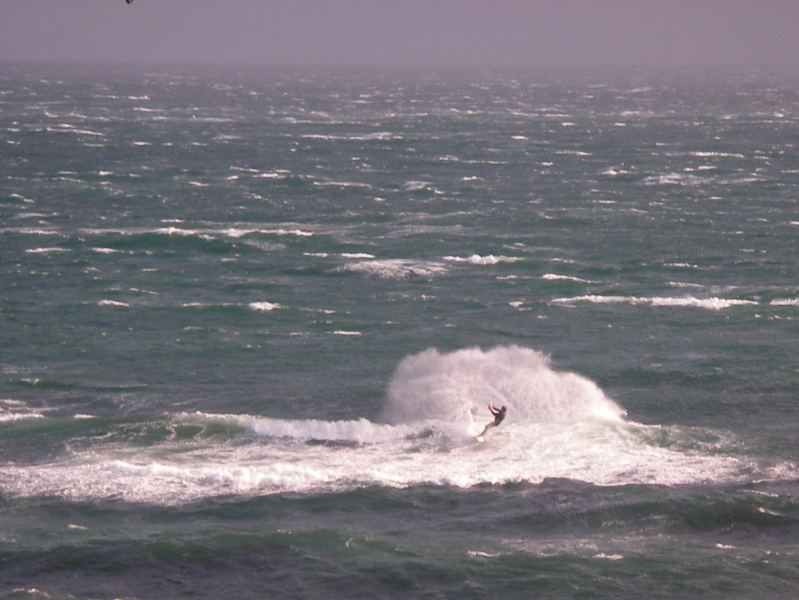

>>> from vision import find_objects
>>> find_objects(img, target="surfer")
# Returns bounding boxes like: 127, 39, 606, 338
477, 404, 506, 438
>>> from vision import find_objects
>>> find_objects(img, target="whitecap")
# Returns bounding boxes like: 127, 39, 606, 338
443, 254, 522, 265
642, 173, 703, 186
97, 300, 130, 307
182, 302, 236, 308
350, 131, 400, 141
600, 168, 631, 176
770, 298, 799, 306
0, 400, 45, 422
554, 150, 591, 156
402, 180, 432, 191
249, 302, 282, 312
338, 258, 447, 279
25, 247, 68, 254
689, 151, 745, 159
551, 295, 757, 310
541, 273, 592, 283
13, 212, 49, 219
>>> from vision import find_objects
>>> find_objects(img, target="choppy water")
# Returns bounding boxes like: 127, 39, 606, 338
2, 63, 799, 599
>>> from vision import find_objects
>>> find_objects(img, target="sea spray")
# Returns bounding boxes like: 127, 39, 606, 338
0, 347, 755, 503
382, 346, 626, 428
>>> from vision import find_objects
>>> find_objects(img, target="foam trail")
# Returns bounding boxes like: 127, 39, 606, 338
189, 412, 417, 443
552, 295, 757, 310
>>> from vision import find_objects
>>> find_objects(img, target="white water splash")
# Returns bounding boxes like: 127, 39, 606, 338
0, 346, 768, 504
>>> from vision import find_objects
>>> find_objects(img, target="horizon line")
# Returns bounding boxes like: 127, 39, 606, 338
3, 58, 799, 71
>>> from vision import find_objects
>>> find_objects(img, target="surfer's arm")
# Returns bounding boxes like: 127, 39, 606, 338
488, 405, 499, 415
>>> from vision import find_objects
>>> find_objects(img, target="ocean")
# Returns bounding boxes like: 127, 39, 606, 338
1, 63, 799, 599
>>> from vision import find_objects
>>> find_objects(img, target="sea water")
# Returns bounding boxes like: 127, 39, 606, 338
1, 64, 799, 598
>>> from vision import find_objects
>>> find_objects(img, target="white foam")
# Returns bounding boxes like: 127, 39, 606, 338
668, 281, 705, 289
0, 400, 44, 422
338, 258, 447, 279
0, 347, 772, 504
45, 126, 105, 137
600, 167, 631, 176
314, 180, 373, 190
541, 273, 592, 283
403, 180, 432, 191
13, 212, 49, 219
552, 295, 757, 310
9, 193, 35, 204
153, 226, 198, 236
97, 300, 130, 308
353, 131, 400, 141
689, 151, 745, 159
248, 301, 282, 312
771, 298, 799, 306
25, 247, 68, 254
84, 226, 315, 239
443, 254, 522, 265
182, 302, 236, 308
642, 173, 703, 186
554, 149, 591, 156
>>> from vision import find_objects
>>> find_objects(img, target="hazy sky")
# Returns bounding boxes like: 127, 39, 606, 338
1, 0, 798, 67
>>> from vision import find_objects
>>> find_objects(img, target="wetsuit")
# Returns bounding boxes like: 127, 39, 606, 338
478, 406, 507, 437
489, 406, 506, 425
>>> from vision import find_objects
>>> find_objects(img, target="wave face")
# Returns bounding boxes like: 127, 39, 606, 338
0, 347, 758, 505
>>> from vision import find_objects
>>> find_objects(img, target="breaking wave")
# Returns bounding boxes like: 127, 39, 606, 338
0, 346, 773, 504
